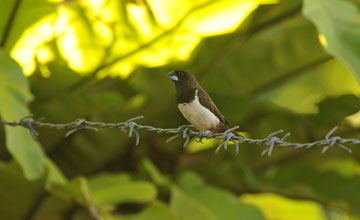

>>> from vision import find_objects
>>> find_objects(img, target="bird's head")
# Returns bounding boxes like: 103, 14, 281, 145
166, 70, 199, 88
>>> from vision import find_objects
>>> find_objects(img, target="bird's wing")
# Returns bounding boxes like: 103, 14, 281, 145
197, 88, 230, 127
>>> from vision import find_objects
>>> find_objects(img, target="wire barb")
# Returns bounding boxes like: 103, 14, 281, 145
165, 125, 194, 148
19, 115, 39, 141
122, 116, 144, 145
65, 119, 98, 138
215, 126, 240, 155
197, 130, 211, 144
260, 130, 283, 156
0, 115, 357, 155
321, 126, 352, 153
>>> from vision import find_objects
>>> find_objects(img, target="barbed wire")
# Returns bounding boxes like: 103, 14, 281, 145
0, 115, 359, 156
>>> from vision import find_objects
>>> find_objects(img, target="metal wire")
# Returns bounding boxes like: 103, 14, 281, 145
0, 115, 358, 155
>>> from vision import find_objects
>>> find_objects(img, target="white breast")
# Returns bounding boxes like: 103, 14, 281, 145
178, 89, 220, 131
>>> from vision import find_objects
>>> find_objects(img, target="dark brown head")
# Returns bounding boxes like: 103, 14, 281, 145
166, 70, 199, 89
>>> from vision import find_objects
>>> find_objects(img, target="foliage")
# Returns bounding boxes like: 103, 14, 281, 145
1, 0, 360, 219
0, 49, 43, 180
303, 0, 360, 83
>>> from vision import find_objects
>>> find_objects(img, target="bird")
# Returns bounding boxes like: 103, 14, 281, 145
166, 70, 239, 136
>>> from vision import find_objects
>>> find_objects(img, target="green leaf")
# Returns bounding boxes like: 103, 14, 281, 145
0, 49, 44, 180
170, 171, 266, 220
303, 0, 360, 83
29, 195, 72, 220
171, 186, 217, 220
241, 193, 325, 220
89, 173, 158, 206
43, 157, 68, 195
141, 158, 171, 187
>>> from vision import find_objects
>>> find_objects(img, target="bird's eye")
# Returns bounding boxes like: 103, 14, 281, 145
176, 70, 184, 76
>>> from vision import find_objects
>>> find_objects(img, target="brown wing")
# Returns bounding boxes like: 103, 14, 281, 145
197, 88, 230, 127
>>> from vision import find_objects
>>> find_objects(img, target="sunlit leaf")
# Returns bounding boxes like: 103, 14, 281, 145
184, 0, 278, 36
241, 193, 326, 220
186, 138, 219, 153
10, 14, 56, 75
55, 5, 111, 73
10, 0, 276, 77
264, 61, 360, 113
318, 158, 360, 178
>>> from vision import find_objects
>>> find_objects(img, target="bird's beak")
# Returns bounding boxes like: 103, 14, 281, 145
166, 71, 178, 81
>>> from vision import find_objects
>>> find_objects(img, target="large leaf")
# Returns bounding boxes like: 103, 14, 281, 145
148, 0, 278, 36
241, 193, 325, 220
9, 0, 277, 77
89, 173, 158, 206
29, 195, 72, 220
170, 171, 266, 220
0, 49, 44, 180
303, 0, 360, 83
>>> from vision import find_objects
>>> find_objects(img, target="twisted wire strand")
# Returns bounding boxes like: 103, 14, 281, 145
0, 115, 358, 155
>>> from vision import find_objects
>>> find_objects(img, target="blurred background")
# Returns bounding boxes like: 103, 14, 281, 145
1, 0, 360, 219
